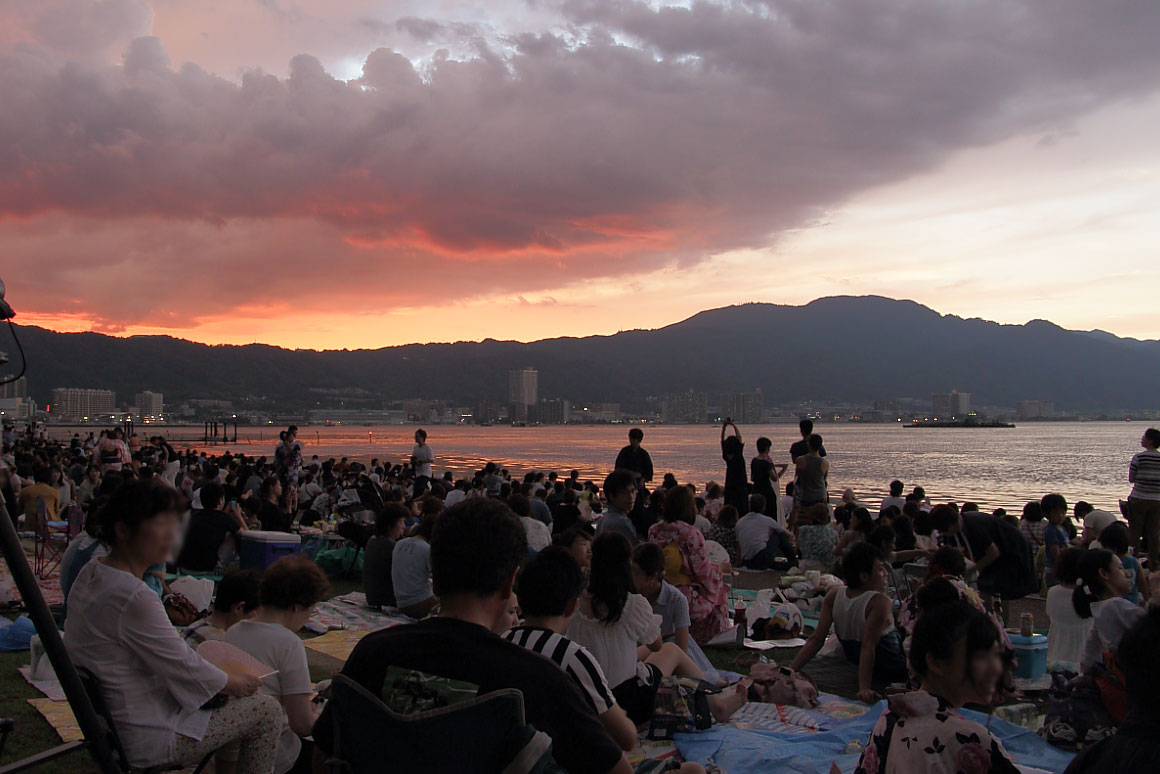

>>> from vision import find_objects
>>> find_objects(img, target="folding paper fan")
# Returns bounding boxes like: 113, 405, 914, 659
197, 640, 277, 679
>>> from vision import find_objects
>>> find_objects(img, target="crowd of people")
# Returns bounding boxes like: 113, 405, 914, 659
1, 420, 1158, 774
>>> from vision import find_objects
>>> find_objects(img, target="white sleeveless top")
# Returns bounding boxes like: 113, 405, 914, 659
833, 588, 890, 642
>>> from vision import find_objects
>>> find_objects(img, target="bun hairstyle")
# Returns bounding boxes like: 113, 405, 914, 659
1072, 548, 1117, 619
910, 599, 1000, 680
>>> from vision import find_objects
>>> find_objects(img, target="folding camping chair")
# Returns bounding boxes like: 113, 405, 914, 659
33, 497, 69, 579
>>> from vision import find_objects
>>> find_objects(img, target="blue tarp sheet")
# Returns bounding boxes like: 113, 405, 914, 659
676, 699, 1074, 774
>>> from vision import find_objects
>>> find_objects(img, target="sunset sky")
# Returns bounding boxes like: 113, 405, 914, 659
2, 0, 1158, 350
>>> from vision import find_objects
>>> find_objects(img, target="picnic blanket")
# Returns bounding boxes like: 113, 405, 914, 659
28, 698, 82, 743
675, 698, 1075, 774
0, 557, 64, 607
305, 592, 415, 634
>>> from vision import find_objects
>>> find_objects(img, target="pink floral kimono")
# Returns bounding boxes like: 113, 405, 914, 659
647, 520, 730, 643
855, 690, 1019, 774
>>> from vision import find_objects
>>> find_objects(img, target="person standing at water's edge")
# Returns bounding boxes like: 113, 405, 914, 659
720, 419, 748, 515
1127, 428, 1160, 568
274, 425, 302, 492
751, 436, 788, 526
789, 418, 826, 464
793, 433, 830, 530
614, 428, 654, 486
411, 428, 434, 497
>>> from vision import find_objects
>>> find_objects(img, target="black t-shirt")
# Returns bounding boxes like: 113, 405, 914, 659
789, 439, 827, 462
960, 513, 996, 561
614, 445, 654, 482
257, 500, 291, 532
362, 536, 396, 608
176, 509, 241, 571
722, 439, 747, 492
314, 618, 623, 774
751, 457, 775, 497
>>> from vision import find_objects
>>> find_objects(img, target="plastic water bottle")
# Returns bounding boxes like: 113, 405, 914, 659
734, 601, 747, 646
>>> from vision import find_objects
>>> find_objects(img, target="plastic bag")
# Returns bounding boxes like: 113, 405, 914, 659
0, 615, 38, 652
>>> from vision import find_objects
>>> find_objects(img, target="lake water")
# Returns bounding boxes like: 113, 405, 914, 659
145, 421, 1149, 514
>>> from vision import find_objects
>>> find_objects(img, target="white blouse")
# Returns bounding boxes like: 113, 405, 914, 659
65, 560, 227, 768
567, 592, 662, 687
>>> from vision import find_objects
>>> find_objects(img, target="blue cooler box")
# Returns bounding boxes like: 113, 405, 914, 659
1009, 633, 1048, 680
239, 531, 302, 571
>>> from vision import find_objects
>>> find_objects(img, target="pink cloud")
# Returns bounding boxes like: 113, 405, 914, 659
1, 0, 1159, 336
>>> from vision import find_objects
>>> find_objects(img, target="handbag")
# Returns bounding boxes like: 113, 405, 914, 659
163, 592, 203, 627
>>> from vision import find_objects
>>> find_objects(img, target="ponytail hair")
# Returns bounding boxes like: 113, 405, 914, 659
1072, 548, 1116, 619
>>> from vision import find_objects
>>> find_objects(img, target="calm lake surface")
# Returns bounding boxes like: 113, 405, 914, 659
148, 421, 1149, 514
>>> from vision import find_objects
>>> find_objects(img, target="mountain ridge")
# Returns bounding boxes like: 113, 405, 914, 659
4, 296, 1158, 412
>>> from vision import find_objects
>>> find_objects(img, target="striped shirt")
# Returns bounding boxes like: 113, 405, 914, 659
1130, 450, 1160, 501
502, 626, 616, 715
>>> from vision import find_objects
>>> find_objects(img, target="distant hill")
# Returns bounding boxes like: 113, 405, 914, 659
5, 296, 1159, 412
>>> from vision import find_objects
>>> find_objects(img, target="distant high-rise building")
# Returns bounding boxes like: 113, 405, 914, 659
508, 367, 538, 423
1016, 400, 1054, 420
134, 391, 164, 419
873, 399, 899, 414
50, 388, 115, 420
661, 391, 708, 424
931, 391, 970, 419
722, 390, 764, 424
537, 399, 571, 425
0, 377, 28, 400
474, 401, 501, 425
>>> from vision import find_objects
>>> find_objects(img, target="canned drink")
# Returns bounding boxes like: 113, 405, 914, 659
1020, 612, 1034, 637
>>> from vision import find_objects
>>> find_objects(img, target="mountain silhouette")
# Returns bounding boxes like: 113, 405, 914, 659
6, 296, 1158, 412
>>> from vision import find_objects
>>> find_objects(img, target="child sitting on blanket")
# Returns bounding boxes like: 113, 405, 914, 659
224, 556, 330, 774
631, 543, 692, 653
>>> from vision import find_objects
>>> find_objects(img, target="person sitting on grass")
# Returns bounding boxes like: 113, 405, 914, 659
1064, 608, 1160, 773
362, 503, 408, 609
182, 569, 261, 648
314, 498, 639, 774
224, 556, 330, 774
790, 543, 907, 704
631, 542, 691, 653
567, 533, 749, 727
504, 547, 639, 754
65, 479, 281, 774
854, 599, 1019, 774
735, 493, 796, 570
391, 514, 438, 619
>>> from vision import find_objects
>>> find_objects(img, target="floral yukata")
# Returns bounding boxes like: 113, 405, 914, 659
647, 520, 730, 643
855, 690, 1019, 774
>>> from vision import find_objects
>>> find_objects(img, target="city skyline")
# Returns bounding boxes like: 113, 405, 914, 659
2, 1, 1159, 349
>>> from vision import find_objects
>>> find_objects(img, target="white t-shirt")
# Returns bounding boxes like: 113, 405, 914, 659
1045, 585, 1093, 669
736, 512, 780, 561
694, 515, 712, 535
879, 496, 906, 514
1080, 597, 1146, 669
223, 620, 313, 774
521, 516, 552, 552
444, 489, 467, 508
391, 537, 433, 609
64, 560, 226, 768
411, 443, 434, 478
566, 593, 662, 687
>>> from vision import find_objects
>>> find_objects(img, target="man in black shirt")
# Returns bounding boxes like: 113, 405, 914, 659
314, 498, 630, 774
614, 428, 654, 485
176, 482, 248, 573
789, 418, 827, 463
